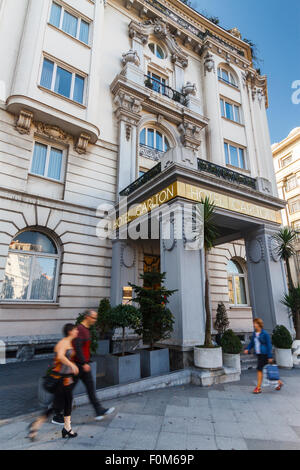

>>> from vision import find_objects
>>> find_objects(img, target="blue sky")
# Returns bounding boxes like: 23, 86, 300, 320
189, 0, 300, 144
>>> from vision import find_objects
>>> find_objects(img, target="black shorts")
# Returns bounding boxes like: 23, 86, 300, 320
257, 354, 268, 371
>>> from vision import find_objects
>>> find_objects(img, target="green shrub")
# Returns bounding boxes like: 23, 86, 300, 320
97, 298, 112, 339
110, 304, 142, 356
272, 325, 293, 349
220, 329, 243, 354
214, 302, 230, 335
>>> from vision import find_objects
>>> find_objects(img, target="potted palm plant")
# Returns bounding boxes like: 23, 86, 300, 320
214, 302, 230, 345
272, 325, 293, 369
194, 197, 223, 370
282, 286, 300, 366
273, 227, 297, 292
220, 329, 243, 372
96, 298, 112, 355
130, 271, 175, 377
105, 304, 142, 384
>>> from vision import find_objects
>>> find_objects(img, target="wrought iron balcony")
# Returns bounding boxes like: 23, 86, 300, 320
120, 163, 162, 197
144, 75, 186, 105
139, 144, 165, 162
197, 159, 256, 190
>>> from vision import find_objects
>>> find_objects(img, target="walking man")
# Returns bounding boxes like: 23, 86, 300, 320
52, 310, 115, 424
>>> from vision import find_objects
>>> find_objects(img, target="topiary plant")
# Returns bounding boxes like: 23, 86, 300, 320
214, 302, 230, 335
220, 329, 243, 355
109, 304, 142, 356
272, 325, 293, 349
97, 298, 112, 339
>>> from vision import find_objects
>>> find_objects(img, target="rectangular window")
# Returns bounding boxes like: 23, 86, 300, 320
49, 1, 90, 45
49, 2, 62, 28
282, 155, 293, 168
220, 98, 241, 123
287, 176, 297, 192
30, 142, 64, 182
290, 199, 300, 214
224, 142, 246, 169
40, 58, 85, 104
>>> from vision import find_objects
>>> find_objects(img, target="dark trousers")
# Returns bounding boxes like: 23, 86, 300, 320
73, 365, 103, 416
48, 380, 74, 418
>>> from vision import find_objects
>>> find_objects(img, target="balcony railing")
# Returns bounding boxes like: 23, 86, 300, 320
139, 144, 165, 162
120, 163, 162, 197
144, 76, 186, 105
197, 159, 256, 190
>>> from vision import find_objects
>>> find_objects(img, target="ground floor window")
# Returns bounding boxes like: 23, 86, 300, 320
227, 259, 248, 306
0, 230, 60, 302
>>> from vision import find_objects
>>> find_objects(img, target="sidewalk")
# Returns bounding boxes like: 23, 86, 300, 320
1, 368, 300, 450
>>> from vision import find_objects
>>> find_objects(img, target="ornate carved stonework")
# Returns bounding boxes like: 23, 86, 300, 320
182, 82, 196, 97
228, 27, 242, 39
178, 120, 202, 150
248, 238, 264, 264
75, 133, 91, 155
35, 122, 68, 141
139, 144, 163, 161
269, 236, 280, 263
122, 49, 140, 67
114, 90, 143, 125
128, 19, 188, 68
203, 52, 215, 73
121, 244, 135, 268
244, 70, 268, 107
16, 110, 34, 135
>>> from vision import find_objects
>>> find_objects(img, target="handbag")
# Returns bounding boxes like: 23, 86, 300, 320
42, 373, 61, 394
266, 364, 280, 381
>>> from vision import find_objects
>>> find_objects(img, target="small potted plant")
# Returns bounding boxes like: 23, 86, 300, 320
130, 271, 175, 378
144, 77, 153, 89
105, 304, 142, 384
96, 298, 112, 355
214, 302, 230, 345
220, 329, 243, 372
272, 325, 293, 369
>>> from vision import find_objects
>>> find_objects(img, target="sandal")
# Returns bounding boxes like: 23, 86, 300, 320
275, 381, 283, 391
253, 387, 262, 394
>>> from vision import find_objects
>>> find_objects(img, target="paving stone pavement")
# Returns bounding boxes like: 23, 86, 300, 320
1, 367, 300, 450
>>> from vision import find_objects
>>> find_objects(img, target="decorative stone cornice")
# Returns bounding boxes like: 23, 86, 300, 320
129, 18, 188, 68
113, 90, 143, 125
16, 109, 33, 135
243, 70, 268, 107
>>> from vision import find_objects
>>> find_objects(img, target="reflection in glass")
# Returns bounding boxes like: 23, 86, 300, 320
0, 254, 31, 300
9, 231, 57, 254
31, 258, 57, 300
54, 66, 72, 98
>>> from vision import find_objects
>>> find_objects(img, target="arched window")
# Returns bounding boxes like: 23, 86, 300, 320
139, 127, 170, 152
148, 42, 165, 59
218, 67, 238, 88
0, 230, 60, 302
227, 259, 248, 306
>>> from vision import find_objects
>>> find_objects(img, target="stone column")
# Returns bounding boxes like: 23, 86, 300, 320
113, 91, 142, 194
245, 225, 293, 333
159, 201, 206, 367
202, 51, 224, 166
110, 240, 137, 306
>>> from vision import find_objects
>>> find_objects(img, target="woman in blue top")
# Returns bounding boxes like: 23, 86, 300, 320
244, 318, 283, 394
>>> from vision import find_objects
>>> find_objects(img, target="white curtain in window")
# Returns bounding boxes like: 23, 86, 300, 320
62, 11, 78, 37
31, 143, 47, 176
47, 147, 62, 180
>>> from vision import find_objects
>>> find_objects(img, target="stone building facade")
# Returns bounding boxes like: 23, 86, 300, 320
0, 0, 292, 361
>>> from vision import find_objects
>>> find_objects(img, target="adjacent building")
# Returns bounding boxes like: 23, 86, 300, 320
0, 0, 292, 363
272, 127, 300, 285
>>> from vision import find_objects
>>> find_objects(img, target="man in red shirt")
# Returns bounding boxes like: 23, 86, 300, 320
73, 310, 115, 420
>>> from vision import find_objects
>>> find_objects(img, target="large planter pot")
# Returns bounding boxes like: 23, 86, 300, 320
96, 339, 110, 355
292, 340, 300, 367
194, 346, 223, 370
140, 348, 170, 378
223, 353, 241, 372
275, 348, 293, 369
105, 352, 141, 385
38, 377, 53, 407
73, 361, 97, 396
